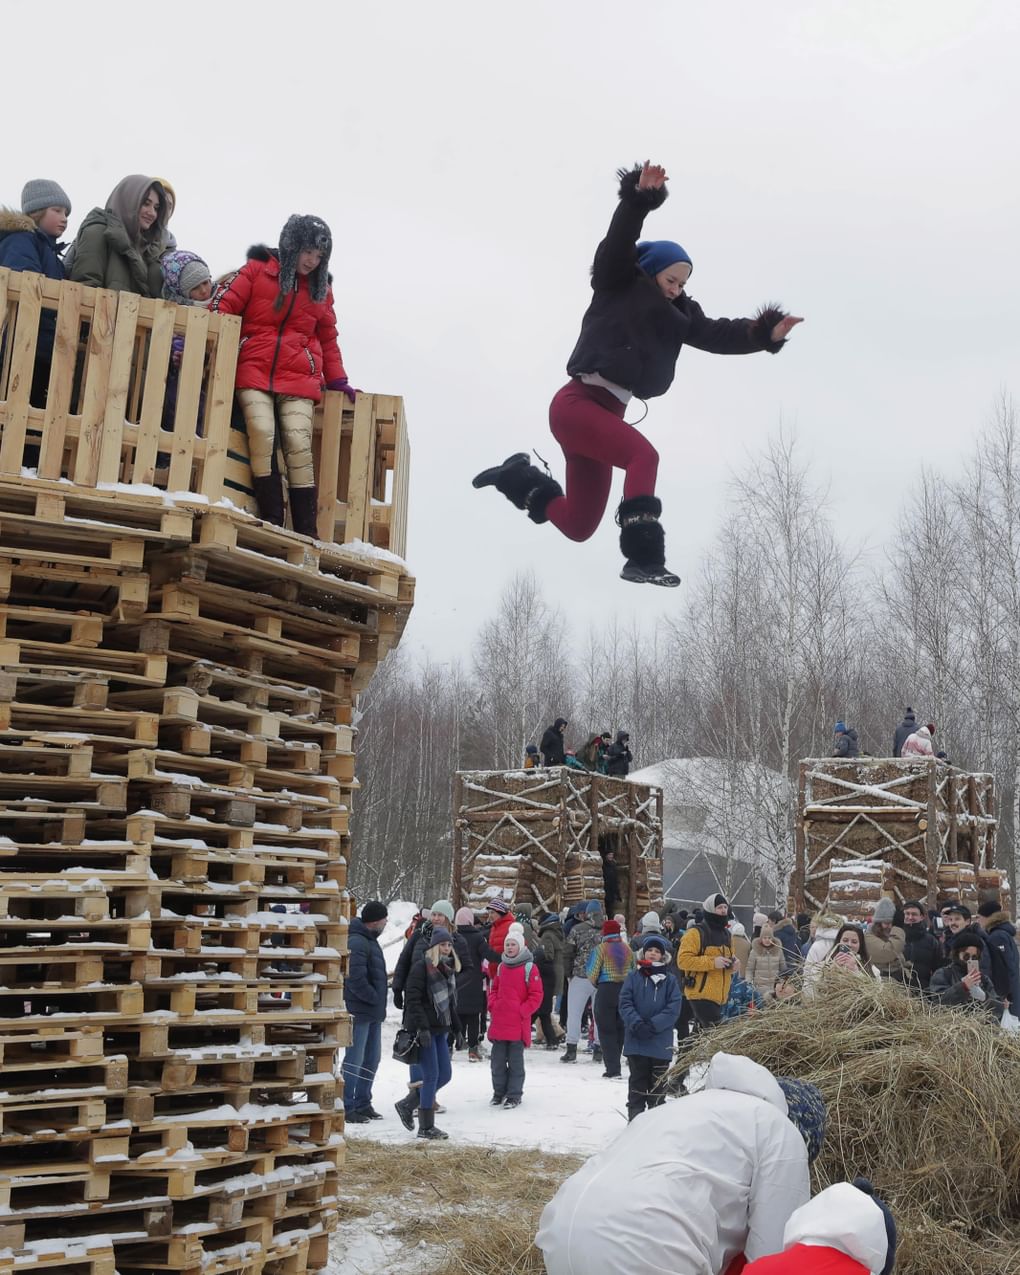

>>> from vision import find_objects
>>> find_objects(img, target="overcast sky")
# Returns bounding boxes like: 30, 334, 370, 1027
7, 1, 1019, 658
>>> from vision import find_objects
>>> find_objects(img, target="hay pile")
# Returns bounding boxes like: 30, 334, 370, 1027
680, 975, 1020, 1274
337, 1138, 583, 1273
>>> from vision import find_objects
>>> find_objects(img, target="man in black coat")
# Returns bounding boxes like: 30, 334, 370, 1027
606, 730, 632, 777
901, 900, 943, 991
602, 850, 620, 916
342, 901, 389, 1122
541, 718, 568, 767
893, 707, 917, 758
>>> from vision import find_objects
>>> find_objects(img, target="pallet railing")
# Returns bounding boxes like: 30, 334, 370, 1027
0, 270, 409, 557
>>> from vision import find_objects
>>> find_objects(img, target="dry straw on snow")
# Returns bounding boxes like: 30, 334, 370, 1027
681, 973, 1020, 1275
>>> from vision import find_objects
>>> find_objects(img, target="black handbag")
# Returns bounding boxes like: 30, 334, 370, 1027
392, 1026, 420, 1066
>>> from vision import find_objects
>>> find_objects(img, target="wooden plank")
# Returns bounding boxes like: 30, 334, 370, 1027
133, 299, 177, 484
343, 393, 375, 544
0, 271, 42, 475
198, 312, 241, 503
316, 393, 343, 541
390, 399, 410, 558
166, 305, 208, 492
95, 290, 140, 485
37, 280, 84, 480
74, 289, 118, 487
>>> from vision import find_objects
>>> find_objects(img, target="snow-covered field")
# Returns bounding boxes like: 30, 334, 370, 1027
328, 903, 636, 1274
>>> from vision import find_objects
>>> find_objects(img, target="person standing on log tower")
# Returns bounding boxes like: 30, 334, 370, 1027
212, 214, 357, 537
540, 717, 568, 767
473, 161, 802, 587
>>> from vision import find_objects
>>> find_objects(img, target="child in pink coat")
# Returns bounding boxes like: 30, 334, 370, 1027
487, 923, 544, 1109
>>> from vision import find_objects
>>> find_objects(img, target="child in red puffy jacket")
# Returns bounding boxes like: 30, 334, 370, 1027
742, 1179, 896, 1275
486, 924, 544, 1110
212, 214, 355, 536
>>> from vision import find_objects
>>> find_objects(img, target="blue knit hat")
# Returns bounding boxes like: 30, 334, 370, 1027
853, 1178, 897, 1275
778, 1077, 827, 1164
585, 901, 603, 916
637, 240, 692, 278
835, 720, 847, 733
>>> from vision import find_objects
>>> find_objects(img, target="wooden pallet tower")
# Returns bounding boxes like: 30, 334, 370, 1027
0, 270, 413, 1275
451, 767, 664, 924
793, 757, 1002, 919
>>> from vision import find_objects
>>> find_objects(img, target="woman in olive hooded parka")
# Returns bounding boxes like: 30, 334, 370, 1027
69, 174, 169, 297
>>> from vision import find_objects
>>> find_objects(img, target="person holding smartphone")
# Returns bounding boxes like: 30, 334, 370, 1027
929, 932, 1004, 1020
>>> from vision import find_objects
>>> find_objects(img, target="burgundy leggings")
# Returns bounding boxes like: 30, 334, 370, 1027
545, 380, 659, 542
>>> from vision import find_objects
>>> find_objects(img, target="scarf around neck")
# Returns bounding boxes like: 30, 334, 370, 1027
426, 955, 457, 1027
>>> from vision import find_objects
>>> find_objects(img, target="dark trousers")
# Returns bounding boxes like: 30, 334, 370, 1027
461, 1012, 482, 1050
677, 995, 694, 1039
532, 1007, 557, 1042
627, 1054, 670, 1120
490, 1039, 526, 1100
689, 999, 723, 1032
593, 982, 624, 1076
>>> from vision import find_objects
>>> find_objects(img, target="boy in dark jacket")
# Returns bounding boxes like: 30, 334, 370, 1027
0, 179, 71, 415
619, 935, 682, 1120
342, 901, 389, 1122
892, 707, 917, 758
473, 161, 800, 586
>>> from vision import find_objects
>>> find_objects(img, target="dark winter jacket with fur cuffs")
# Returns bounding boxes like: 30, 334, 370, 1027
566, 167, 787, 399
0, 211, 65, 357
211, 246, 345, 401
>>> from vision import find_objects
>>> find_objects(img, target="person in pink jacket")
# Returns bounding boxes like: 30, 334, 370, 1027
487, 923, 544, 1110
900, 724, 935, 758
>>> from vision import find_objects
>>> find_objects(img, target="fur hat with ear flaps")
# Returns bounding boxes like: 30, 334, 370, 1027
276, 214, 332, 308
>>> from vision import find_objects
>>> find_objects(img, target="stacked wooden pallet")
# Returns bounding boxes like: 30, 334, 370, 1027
0, 475, 413, 1275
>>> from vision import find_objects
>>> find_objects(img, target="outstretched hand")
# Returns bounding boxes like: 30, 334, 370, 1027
637, 161, 668, 191
772, 315, 804, 342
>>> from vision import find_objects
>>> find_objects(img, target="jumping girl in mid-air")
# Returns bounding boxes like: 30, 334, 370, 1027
473, 161, 803, 586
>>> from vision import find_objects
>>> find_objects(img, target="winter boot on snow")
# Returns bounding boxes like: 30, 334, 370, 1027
417, 1106, 448, 1140
560, 1043, 577, 1063
617, 495, 681, 587
288, 485, 319, 538
394, 1086, 419, 1131
591, 1045, 604, 1065
253, 473, 285, 527
472, 453, 564, 524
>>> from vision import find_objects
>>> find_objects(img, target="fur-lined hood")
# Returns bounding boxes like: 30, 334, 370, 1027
984, 911, 1015, 932
0, 208, 36, 236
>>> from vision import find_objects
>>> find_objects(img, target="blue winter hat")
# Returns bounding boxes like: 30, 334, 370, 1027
640, 935, 670, 955
778, 1077, 827, 1164
585, 901, 603, 916
428, 926, 453, 946
835, 720, 847, 733
637, 240, 692, 278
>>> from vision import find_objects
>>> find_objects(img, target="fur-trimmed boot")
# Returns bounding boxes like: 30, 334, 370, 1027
617, 495, 681, 587
472, 453, 563, 524
288, 485, 318, 538
253, 473, 285, 526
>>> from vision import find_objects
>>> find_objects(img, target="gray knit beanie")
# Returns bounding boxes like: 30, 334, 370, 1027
178, 258, 212, 297
21, 179, 71, 216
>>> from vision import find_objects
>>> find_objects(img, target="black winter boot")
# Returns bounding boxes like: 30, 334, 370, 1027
253, 473, 285, 526
394, 1088, 419, 1131
417, 1106, 448, 1140
617, 495, 681, 587
288, 485, 319, 538
472, 453, 564, 524
560, 1043, 577, 1063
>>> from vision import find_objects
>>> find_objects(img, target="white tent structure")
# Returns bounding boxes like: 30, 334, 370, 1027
629, 757, 790, 918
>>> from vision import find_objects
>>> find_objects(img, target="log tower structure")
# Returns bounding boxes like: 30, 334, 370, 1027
793, 757, 1003, 919
452, 767, 664, 924
0, 270, 413, 1275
